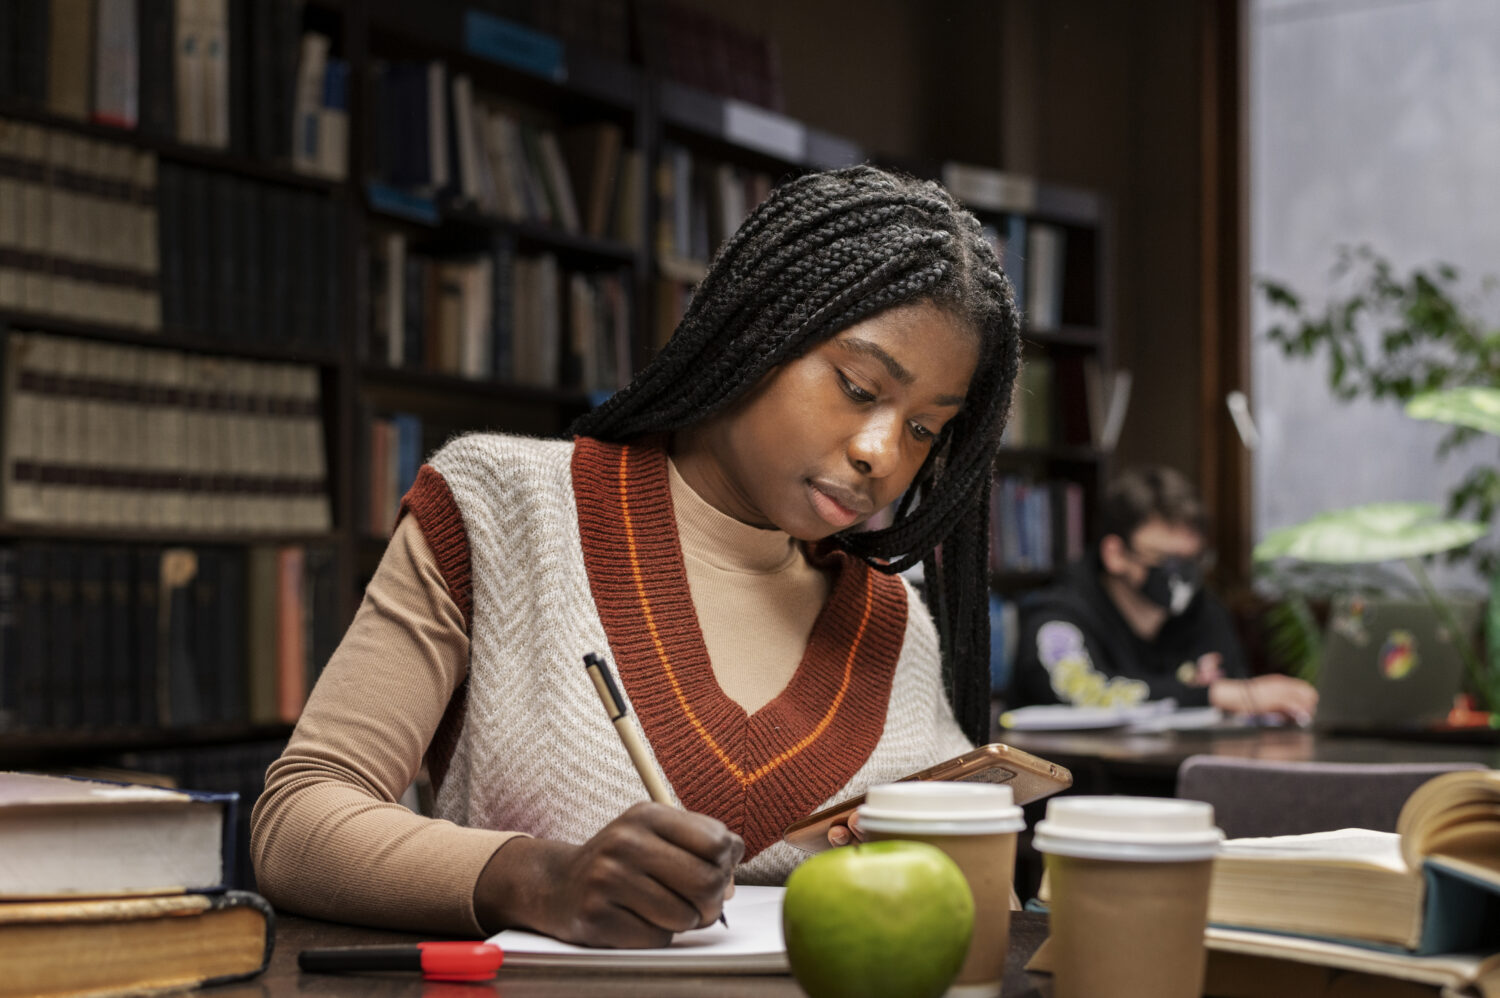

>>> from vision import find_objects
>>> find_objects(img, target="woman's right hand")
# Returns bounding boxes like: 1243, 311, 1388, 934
473, 802, 744, 948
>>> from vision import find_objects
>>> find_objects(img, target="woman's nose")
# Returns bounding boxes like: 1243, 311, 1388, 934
848, 414, 903, 477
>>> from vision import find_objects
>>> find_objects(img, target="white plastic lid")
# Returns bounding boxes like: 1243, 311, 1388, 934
1032, 796, 1222, 861
857, 782, 1026, 835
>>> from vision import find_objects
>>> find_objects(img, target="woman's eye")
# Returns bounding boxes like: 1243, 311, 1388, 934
838, 373, 876, 403
909, 421, 936, 443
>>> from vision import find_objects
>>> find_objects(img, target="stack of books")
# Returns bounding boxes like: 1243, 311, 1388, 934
0, 771, 273, 997
1201, 769, 1500, 996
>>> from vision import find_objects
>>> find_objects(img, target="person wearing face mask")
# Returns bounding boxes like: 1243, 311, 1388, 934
1007, 466, 1318, 722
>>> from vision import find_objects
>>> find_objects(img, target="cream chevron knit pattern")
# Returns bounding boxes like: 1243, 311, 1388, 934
425, 432, 973, 884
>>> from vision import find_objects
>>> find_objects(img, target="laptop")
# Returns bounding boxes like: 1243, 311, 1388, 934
1313, 596, 1482, 733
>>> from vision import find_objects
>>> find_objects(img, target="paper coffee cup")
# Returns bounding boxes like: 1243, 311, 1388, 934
859, 783, 1025, 998
1034, 797, 1222, 998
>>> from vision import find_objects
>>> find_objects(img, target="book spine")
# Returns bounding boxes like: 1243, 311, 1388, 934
274, 544, 305, 722
92, 0, 140, 129
245, 545, 277, 724
46, 544, 79, 728
137, 0, 177, 139
134, 546, 160, 727
76, 545, 109, 726
217, 546, 247, 723
16, 544, 49, 730
0, 546, 17, 731
104, 546, 136, 727
47, 0, 95, 121
160, 546, 201, 727
191, 546, 221, 723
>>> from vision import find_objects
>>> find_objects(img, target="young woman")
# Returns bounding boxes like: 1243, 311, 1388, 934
251, 165, 1021, 947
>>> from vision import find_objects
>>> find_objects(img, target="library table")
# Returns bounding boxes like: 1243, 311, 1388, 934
206, 911, 1057, 996
997, 726, 1500, 798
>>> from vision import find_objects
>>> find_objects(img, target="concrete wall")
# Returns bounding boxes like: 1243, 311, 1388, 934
1250, 0, 1500, 590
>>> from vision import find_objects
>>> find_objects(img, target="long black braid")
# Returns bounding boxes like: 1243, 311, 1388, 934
572, 166, 1021, 744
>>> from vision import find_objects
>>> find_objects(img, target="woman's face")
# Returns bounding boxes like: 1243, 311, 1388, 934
673, 303, 980, 541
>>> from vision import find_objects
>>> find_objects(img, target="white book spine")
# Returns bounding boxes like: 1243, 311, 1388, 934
291, 34, 330, 174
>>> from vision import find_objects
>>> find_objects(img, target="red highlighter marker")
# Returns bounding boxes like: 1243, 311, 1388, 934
298, 942, 504, 981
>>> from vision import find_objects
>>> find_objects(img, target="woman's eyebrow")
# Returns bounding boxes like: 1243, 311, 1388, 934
837, 337, 967, 408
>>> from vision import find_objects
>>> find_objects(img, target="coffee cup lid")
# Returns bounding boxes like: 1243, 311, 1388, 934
1032, 796, 1222, 861
857, 782, 1025, 835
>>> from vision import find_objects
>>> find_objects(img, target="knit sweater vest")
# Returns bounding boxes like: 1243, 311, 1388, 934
407, 432, 972, 883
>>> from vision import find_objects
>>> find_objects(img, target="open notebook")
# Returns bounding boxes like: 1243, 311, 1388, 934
487, 885, 788, 973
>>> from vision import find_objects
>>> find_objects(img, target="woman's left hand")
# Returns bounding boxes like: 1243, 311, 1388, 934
826, 812, 865, 848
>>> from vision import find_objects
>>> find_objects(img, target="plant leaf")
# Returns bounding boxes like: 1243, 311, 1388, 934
1254, 502, 1489, 563
1405, 386, 1500, 437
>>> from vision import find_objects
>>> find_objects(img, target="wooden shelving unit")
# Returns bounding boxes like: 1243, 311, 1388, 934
0, 2, 1114, 885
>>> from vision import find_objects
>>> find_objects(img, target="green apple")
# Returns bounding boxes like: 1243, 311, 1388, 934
782, 839, 974, 998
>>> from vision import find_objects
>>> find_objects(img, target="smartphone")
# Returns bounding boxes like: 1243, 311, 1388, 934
781, 743, 1072, 853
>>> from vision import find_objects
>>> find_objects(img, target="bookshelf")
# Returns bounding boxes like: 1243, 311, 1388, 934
0, 0, 1113, 887
939, 163, 1117, 595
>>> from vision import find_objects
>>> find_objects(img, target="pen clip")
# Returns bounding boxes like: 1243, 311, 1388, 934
584, 652, 627, 721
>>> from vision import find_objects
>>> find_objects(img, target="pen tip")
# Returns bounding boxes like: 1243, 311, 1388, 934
719, 913, 729, 929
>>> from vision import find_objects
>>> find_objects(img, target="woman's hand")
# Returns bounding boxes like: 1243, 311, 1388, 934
826, 811, 865, 847
474, 802, 743, 947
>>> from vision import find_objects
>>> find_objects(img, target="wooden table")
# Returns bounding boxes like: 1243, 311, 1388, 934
998, 726, 1500, 796
203, 911, 1056, 997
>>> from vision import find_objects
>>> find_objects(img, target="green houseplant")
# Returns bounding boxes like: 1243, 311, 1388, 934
1257, 249, 1500, 711
1251, 391, 1500, 713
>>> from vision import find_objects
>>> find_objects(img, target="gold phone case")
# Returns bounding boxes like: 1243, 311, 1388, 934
781, 743, 1072, 853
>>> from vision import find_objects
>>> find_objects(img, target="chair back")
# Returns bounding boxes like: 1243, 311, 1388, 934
1175, 756, 1489, 839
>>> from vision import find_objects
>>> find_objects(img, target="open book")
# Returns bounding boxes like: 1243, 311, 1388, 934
488, 885, 787, 973
1208, 770, 1500, 953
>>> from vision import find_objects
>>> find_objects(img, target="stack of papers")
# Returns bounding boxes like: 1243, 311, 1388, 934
998, 700, 1184, 732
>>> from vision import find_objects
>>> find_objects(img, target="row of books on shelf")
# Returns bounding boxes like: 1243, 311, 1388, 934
369, 61, 644, 246
0, 540, 337, 734
0, 0, 347, 177
1001, 356, 1133, 453
977, 215, 1069, 332
1, 331, 332, 532
654, 141, 773, 272
159, 161, 338, 350
470, 0, 630, 63
366, 412, 423, 538
0, 119, 159, 329
990, 475, 1086, 575
369, 233, 632, 391
637, 0, 785, 111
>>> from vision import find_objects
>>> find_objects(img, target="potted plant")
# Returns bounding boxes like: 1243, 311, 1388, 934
1258, 249, 1500, 713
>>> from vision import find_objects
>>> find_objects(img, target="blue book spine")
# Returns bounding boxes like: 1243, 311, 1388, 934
463, 10, 567, 83
393, 414, 423, 498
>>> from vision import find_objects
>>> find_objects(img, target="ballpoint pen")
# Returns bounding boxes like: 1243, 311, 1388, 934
584, 651, 730, 929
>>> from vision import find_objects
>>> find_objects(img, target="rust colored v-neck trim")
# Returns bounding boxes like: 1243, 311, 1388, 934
572, 436, 906, 859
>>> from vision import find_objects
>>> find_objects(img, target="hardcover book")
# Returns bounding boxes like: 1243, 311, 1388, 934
0, 890, 272, 998
0, 771, 236, 898
1208, 770, 1500, 954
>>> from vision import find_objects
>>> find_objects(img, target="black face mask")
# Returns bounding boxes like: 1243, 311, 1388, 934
1138, 557, 1203, 616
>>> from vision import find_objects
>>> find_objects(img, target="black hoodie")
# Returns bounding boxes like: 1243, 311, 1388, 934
1007, 556, 1248, 710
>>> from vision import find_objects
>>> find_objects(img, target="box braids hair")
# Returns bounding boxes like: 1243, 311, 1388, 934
572, 165, 1021, 743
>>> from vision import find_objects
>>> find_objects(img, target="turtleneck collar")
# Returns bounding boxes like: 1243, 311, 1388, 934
667, 457, 803, 575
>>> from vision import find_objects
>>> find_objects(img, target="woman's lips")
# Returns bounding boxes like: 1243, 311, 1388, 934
808, 480, 871, 529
